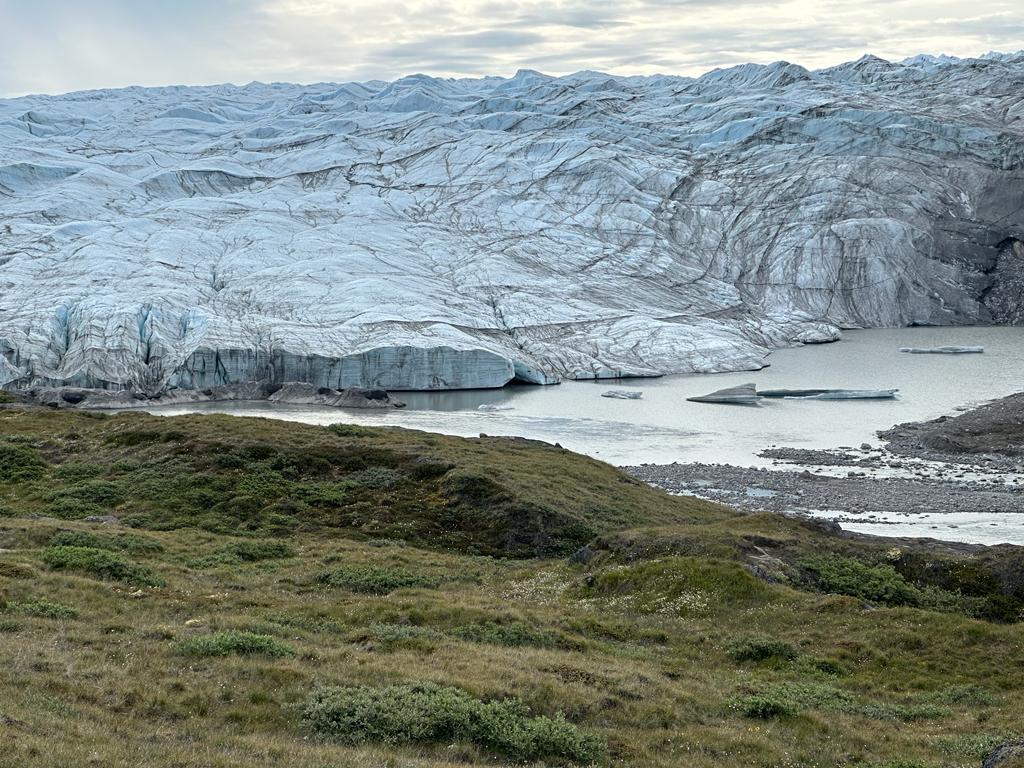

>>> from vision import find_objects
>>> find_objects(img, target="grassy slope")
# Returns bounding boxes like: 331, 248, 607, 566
0, 406, 1022, 768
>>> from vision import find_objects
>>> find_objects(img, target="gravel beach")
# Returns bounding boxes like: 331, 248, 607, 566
623, 392, 1024, 541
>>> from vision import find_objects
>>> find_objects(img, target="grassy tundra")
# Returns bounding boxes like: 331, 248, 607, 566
0, 404, 1022, 767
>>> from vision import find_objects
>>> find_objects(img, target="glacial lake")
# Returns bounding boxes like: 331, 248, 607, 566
154, 326, 1024, 545
156, 326, 1024, 466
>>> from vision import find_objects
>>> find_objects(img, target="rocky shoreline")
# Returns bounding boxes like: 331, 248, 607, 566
624, 392, 1024, 540
879, 392, 1024, 470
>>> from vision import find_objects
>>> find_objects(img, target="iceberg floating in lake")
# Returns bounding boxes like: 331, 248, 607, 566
690, 386, 899, 404
601, 390, 643, 400
899, 346, 984, 354
785, 389, 899, 400
687, 383, 761, 405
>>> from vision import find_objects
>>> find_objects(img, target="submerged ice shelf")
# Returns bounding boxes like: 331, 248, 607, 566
1, 53, 1023, 391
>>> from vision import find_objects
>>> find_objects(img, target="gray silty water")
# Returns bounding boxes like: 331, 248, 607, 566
154, 326, 1024, 467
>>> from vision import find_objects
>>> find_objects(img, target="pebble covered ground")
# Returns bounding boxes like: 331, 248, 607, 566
624, 393, 1024, 538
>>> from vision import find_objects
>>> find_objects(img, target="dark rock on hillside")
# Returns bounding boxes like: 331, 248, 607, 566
983, 740, 1024, 768
984, 238, 1024, 325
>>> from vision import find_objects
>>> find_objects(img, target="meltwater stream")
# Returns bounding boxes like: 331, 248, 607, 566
152, 326, 1024, 544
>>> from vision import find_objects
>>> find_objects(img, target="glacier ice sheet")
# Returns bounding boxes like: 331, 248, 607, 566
1, 53, 1023, 391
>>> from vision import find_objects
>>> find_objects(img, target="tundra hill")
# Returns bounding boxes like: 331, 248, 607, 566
0, 406, 1022, 768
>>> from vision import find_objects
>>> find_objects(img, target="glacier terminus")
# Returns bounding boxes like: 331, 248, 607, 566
1, 53, 1022, 392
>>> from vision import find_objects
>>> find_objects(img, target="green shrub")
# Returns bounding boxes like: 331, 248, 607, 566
800, 555, 925, 607
265, 613, 342, 634
452, 620, 564, 649
105, 429, 186, 446
317, 565, 436, 594
4, 599, 78, 619
352, 623, 444, 651
48, 530, 164, 554
220, 540, 294, 562
726, 636, 798, 664
40, 546, 163, 586
932, 684, 997, 706
327, 423, 374, 438
176, 631, 295, 658
731, 694, 794, 719
302, 682, 604, 764
799, 657, 845, 676
344, 467, 405, 491
234, 468, 291, 500
185, 552, 244, 569
46, 479, 124, 519
937, 733, 1020, 760
190, 539, 296, 567
746, 681, 948, 722
49, 479, 124, 505
53, 462, 106, 481
0, 442, 47, 483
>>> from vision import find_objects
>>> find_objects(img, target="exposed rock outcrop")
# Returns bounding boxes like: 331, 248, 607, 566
1, 52, 1023, 391
984, 239, 1024, 325
982, 740, 1024, 768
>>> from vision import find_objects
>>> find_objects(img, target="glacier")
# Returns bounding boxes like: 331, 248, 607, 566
1, 53, 1023, 392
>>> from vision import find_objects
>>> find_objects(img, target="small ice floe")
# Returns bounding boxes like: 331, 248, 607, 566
601, 390, 643, 400
477, 404, 514, 411
760, 388, 898, 400
899, 346, 984, 354
687, 383, 761, 405
786, 389, 899, 400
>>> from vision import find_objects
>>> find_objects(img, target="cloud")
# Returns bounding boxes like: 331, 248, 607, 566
0, 0, 1021, 96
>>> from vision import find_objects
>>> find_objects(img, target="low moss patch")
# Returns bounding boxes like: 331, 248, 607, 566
302, 682, 604, 764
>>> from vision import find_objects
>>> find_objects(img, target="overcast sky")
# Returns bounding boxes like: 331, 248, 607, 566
1, 0, 1021, 96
